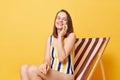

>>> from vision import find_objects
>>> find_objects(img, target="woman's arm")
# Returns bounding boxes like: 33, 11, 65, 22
38, 36, 51, 74
43, 36, 51, 66
58, 33, 76, 63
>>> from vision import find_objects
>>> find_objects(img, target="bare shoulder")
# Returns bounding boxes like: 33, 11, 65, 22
66, 33, 76, 42
67, 33, 76, 39
46, 35, 52, 43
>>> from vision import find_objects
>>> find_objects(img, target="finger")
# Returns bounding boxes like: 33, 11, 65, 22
65, 25, 68, 31
43, 69, 46, 74
38, 66, 42, 72
62, 25, 65, 32
63, 26, 67, 34
39, 66, 45, 74
63, 25, 67, 31
43, 65, 48, 74
40, 68, 44, 74
66, 25, 68, 31
38, 72, 48, 80
46, 65, 50, 72
64, 25, 66, 30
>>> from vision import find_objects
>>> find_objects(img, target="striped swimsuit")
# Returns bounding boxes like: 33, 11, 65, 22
50, 36, 74, 74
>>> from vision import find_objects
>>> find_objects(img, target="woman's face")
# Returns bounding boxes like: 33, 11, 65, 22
55, 12, 68, 30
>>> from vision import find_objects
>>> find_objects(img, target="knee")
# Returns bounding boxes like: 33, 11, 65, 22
28, 65, 38, 75
20, 64, 29, 73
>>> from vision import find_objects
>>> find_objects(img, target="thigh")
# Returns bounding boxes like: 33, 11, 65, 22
46, 69, 74, 80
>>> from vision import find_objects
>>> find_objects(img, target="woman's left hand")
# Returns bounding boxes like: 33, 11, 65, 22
38, 63, 50, 75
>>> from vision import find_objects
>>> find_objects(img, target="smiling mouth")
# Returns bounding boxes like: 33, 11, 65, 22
57, 22, 64, 26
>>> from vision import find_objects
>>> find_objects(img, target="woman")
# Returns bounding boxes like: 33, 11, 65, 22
20, 9, 76, 80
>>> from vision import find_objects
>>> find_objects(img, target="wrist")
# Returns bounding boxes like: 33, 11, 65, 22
44, 60, 50, 66
58, 35, 64, 40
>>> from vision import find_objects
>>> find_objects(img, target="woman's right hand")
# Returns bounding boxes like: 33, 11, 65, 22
58, 24, 68, 38
38, 63, 50, 75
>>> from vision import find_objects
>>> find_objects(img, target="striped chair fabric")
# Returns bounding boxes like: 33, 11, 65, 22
74, 37, 110, 80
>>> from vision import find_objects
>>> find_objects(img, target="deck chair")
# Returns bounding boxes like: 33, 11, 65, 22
74, 37, 110, 80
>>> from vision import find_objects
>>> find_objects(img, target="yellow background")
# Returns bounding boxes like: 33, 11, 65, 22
0, 0, 120, 80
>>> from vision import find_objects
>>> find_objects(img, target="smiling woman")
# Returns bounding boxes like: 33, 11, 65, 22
0, 0, 119, 80
20, 9, 76, 80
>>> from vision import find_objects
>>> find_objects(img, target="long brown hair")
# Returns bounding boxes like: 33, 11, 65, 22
52, 9, 74, 38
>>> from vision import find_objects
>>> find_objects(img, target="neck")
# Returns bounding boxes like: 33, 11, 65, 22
57, 29, 62, 34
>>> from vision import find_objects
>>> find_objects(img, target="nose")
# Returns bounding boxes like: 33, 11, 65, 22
59, 19, 64, 23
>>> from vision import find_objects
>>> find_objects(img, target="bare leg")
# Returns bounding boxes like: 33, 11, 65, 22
46, 69, 74, 80
28, 65, 47, 80
20, 65, 74, 80
20, 64, 30, 80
